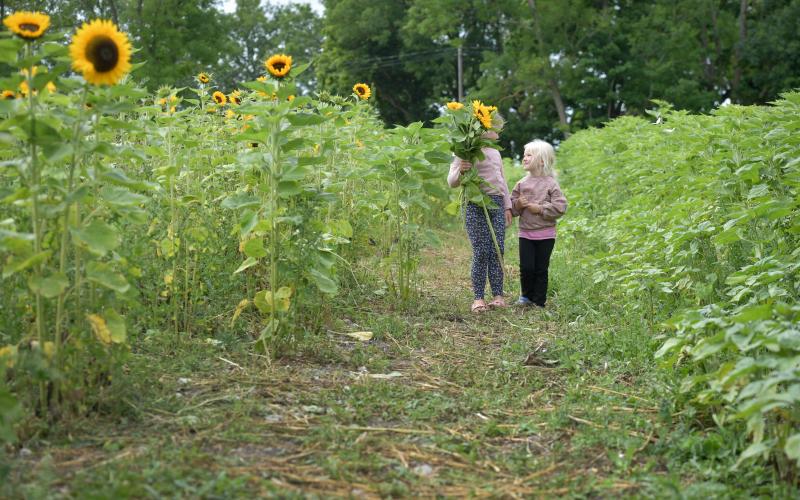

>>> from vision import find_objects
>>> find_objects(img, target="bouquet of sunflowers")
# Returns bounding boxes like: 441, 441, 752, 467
439, 99, 502, 163
435, 99, 504, 207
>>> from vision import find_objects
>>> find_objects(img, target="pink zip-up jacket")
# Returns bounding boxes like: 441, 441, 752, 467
447, 148, 512, 210
510, 175, 567, 231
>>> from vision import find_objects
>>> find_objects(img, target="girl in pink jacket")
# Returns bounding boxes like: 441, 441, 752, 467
510, 140, 567, 307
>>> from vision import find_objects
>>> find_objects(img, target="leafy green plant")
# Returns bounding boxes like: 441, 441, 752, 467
557, 93, 800, 480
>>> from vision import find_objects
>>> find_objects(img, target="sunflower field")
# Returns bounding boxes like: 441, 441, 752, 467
0, 14, 452, 432
1, 7, 800, 498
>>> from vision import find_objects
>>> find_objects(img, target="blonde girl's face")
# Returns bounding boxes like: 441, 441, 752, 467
523, 151, 541, 172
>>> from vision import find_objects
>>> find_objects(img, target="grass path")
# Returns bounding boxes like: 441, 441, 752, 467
8, 228, 676, 498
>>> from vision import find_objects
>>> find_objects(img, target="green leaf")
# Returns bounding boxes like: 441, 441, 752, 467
0, 386, 21, 444
425, 151, 453, 164
243, 238, 267, 259
0, 38, 22, 65
233, 257, 258, 274
100, 186, 148, 207
735, 440, 774, 468
221, 193, 260, 210
43, 143, 73, 164
277, 180, 302, 197
253, 287, 293, 314
86, 262, 130, 293
785, 434, 800, 463
104, 309, 127, 344
0, 229, 34, 253
28, 273, 69, 299
309, 268, 337, 294
281, 137, 309, 152
655, 337, 683, 359
280, 163, 311, 181
287, 113, 327, 126
101, 170, 158, 192
2, 250, 50, 278
71, 220, 120, 256
328, 219, 353, 239
297, 155, 326, 167
733, 304, 773, 323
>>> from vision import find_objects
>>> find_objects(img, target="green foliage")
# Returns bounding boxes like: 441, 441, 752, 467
0, 17, 452, 439
558, 93, 800, 478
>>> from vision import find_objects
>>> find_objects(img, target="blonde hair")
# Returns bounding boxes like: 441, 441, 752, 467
523, 139, 556, 177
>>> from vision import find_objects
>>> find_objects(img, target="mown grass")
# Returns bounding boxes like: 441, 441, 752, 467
3, 223, 794, 498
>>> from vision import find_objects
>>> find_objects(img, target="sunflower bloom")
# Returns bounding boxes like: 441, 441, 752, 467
45, 81, 56, 93
229, 90, 241, 105
446, 101, 463, 111
197, 72, 210, 84
353, 83, 371, 100
3, 11, 50, 40
212, 91, 226, 105
472, 100, 493, 129
0, 345, 17, 368
225, 109, 235, 119
1, 90, 15, 100
265, 54, 292, 78
69, 19, 132, 86
87, 314, 112, 345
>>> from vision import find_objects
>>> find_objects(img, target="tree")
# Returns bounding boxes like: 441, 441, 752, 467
226, 1, 323, 92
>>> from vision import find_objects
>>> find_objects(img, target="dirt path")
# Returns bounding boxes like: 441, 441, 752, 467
7, 230, 666, 498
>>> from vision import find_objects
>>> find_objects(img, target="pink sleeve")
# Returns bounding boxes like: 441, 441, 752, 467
497, 158, 512, 210
541, 180, 567, 219
448, 156, 463, 188
510, 182, 523, 216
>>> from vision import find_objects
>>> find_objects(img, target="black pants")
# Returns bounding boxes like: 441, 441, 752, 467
519, 238, 555, 307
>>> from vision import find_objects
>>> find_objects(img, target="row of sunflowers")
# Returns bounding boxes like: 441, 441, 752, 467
0, 11, 501, 433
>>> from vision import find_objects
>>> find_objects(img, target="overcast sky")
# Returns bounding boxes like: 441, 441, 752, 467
221, 0, 324, 14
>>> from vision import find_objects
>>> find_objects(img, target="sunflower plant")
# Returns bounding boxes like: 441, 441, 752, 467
223, 75, 339, 354
0, 14, 150, 423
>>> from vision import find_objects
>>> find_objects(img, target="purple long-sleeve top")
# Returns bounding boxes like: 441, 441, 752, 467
447, 148, 512, 210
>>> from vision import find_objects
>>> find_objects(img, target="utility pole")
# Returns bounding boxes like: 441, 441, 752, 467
457, 46, 463, 102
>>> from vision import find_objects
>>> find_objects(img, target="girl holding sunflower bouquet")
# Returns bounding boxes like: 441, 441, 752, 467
443, 100, 511, 313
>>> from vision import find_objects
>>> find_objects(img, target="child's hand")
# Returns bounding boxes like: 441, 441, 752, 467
518, 195, 529, 206
458, 160, 472, 173
505, 209, 512, 225
527, 203, 543, 214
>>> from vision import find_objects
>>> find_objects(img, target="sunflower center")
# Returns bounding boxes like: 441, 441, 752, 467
19, 23, 40, 32
86, 36, 119, 73
272, 62, 286, 71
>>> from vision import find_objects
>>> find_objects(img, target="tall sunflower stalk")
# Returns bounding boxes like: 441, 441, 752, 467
22, 41, 48, 414
438, 100, 506, 274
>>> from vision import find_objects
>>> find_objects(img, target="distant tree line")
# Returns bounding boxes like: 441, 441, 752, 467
5, 0, 799, 151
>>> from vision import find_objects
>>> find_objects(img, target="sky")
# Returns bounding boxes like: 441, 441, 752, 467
221, 0, 324, 14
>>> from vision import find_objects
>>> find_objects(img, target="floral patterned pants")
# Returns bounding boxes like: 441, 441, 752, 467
465, 195, 505, 300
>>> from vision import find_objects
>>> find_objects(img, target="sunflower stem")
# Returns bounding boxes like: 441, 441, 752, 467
23, 45, 48, 416
54, 85, 88, 359
480, 195, 505, 283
